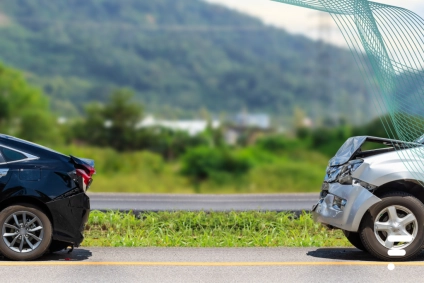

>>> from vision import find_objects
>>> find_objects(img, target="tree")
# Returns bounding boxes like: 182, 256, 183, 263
76, 89, 143, 151
102, 89, 143, 151
0, 63, 59, 144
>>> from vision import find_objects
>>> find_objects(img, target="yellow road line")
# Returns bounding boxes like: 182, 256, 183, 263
0, 261, 422, 266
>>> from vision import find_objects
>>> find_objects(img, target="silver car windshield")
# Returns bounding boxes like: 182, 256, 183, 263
414, 134, 424, 144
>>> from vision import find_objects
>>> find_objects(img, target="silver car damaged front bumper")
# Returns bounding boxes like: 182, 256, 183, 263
312, 183, 381, 232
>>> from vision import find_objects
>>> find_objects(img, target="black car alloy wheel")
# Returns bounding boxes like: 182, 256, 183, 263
0, 205, 52, 260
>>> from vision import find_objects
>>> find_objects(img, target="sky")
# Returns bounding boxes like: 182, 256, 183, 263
204, 0, 423, 46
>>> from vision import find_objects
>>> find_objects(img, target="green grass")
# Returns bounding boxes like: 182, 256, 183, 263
82, 211, 351, 247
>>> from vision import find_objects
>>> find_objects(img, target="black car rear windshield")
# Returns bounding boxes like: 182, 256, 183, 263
1, 147, 26, 162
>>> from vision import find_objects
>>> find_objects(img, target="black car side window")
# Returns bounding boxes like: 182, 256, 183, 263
0, 147, 27, 162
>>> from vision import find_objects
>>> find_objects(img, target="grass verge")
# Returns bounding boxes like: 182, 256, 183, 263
83, 211, 351, 247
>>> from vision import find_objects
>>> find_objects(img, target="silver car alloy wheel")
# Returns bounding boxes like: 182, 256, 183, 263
374, 205, 418, 249
2, 211, 44, 253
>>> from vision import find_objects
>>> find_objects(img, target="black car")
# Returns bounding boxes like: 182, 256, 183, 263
0, 134, 94, 260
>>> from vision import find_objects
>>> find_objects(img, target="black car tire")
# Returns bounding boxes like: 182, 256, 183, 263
360, 192, 424, 261
0, 204, 52, 261
342, 230, 366, 251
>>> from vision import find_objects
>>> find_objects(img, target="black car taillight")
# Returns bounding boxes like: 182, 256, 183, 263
77, 163, 96, 176
75, 163, 95, 191
76, 169, 91, 186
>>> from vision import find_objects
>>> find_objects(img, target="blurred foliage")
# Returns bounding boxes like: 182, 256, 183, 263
0, 60, 407, 194
62, 113, 424, 193
0, 0, 375, 122
0, 63, 61, 144
255, 134, 309, 152
73, 89, 211, 157
180, 146, 252, 192
74, 89, 143, 151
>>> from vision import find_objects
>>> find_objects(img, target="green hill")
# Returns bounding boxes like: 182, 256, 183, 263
0, 0, 373, 122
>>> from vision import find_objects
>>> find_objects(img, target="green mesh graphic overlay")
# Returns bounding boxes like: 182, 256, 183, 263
272, 0, 424, 180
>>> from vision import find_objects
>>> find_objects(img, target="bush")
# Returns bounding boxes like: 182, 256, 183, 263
180, 146, 252, 192
255, 135, 308, 152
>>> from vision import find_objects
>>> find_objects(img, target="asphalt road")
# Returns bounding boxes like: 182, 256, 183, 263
88, 193, 319, 212
1, 247, 424, 282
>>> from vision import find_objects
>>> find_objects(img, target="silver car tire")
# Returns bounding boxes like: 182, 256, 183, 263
343, 230, 366, 252
360, 192, 424, 261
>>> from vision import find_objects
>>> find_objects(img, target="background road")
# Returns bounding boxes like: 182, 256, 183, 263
0, 247, 423, 283
88, 193, 319, 212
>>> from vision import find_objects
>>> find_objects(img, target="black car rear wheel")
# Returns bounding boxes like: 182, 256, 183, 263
0, 205, 52, 260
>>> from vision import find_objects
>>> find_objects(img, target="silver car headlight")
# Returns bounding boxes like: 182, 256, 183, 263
324, 159, 364, 184
338, 159, 364, 184
325, 166, 342, 183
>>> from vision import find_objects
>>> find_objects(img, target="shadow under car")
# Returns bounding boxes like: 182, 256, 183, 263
307, 248, 424, 262
0, 248, 92, 262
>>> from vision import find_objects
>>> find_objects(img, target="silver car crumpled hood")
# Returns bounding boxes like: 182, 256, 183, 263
328, 136, 420, 167
329, 136, 367, 166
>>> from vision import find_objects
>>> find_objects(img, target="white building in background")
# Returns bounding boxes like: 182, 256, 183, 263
57, 117, 68, 125
231, 113, 270, 129
224, 113, 272, 145
137, 115, 221, 136
302, 117, 313, 128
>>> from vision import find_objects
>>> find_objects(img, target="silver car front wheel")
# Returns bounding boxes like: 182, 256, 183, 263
360, 192, 424, 261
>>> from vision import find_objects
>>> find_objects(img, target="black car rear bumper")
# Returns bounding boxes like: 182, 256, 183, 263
46, 193, 90, 246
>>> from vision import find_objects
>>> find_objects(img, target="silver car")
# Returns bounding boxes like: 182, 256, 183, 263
313, 136, 424, 261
